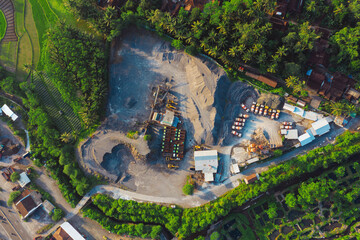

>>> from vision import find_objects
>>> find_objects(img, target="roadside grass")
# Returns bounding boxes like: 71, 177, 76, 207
0, 10, 6, 40
32, 72, 81, 133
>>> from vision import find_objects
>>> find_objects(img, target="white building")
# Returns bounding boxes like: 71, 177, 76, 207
310, 118, 331, 136
18, 172, 31, 188
298, 129, 316, 146
1, 104, 18, 121
194, 150, 218, 182
53, 222, 85, 240
282, 103, 322, 121
284, 129, 299, 140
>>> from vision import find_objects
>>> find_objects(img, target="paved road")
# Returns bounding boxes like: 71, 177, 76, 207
0, 202, 32, 240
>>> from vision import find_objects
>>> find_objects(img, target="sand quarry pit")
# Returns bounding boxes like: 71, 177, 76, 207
79, 28, 298, 198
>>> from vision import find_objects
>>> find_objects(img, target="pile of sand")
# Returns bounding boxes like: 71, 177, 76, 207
151, 41, 229, 145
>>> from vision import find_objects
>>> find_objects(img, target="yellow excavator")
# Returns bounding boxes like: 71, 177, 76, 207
166, 104, 176, 110
168, 164, 179, 169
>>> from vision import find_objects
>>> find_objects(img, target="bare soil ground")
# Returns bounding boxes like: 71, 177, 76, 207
79, 27, 310, 197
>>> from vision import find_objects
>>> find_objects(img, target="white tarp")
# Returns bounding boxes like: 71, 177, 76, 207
1, 104, 18, 121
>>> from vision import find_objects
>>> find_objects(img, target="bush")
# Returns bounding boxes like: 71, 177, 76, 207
10, 172, 20, 183
127, 130, 138, 139
7, 191, 21, 206
171, 39, 184, 50
273, 149, 283, 157
144, 134, 151, 141
182, 184, 194, 195
51, 208, 64, 221
185, 44, 198, 56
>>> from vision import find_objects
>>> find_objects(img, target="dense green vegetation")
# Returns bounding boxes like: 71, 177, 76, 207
90, 131, 360, 238
44, 23, 107, 128
217, 160, 360, 239
21, 81, 93, 207
91, 194, 183, 234
0, 10, 6, 40
83, 205, 163, 238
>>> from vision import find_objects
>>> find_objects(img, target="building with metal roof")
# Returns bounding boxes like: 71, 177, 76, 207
285, 129, 298, 139
310, 118, 330, 136
194, 150, 218, 182
1, 104, 18, 121
18, 172, 31, 188
298, 130, 315, 146
53, 222, 85, 240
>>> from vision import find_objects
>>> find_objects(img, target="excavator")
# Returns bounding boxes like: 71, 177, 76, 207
168, 164, 179, 169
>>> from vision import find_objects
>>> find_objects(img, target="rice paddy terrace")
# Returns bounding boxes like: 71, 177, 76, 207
0, 0, 17, 42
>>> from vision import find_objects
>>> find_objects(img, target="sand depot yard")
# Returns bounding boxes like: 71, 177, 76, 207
78, 28, 313, 198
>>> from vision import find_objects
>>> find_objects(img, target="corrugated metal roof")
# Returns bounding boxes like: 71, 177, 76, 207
60, 222, 86, 240
194, 150, 218, 173
311, 118, 330, 136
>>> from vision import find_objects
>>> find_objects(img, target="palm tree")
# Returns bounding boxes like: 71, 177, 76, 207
330, 102, 344, 116
228, 46, 237, 57
267, 63, 277, 73
345, 104, 357, 116
293, 80, 305, 93
306, 1, 316, 12
276, 45, 288, 57
285, 76, 299, 89
60, 132, 73, 143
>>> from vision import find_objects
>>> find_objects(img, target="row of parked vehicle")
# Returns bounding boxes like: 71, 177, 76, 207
281, 121, 295, 129
250, 102, 280, 119
231, 114, 249, 137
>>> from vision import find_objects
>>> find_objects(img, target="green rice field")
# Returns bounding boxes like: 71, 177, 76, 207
0, 10, 6, 40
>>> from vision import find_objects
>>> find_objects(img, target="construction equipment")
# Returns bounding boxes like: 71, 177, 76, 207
168, 164, 179, 169
166, 104, 176, 110
168, 99, 178, 105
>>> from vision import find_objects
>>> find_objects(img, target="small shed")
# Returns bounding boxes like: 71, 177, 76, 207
1, 104, 18, 121
160, 110, 175, 126
230, 164, 240, 174
18, 172, 31, 188
43, 200, 55, 214
244, 173, 259, 184
283, 103, 295, 112
285, 129, 298, 139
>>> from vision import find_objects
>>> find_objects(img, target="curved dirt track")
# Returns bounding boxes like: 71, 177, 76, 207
0, 0, 18, 42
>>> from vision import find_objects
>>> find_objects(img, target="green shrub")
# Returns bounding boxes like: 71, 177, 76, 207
171, 39, 184, 50
7, 191, 21, 206
182, 183, 194, 195
273, 149, 283, 157
127, 130, 139, 139
10, 172, 20, 183
144, 134, 151, 141
51, 208, 64, 221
